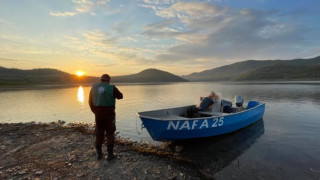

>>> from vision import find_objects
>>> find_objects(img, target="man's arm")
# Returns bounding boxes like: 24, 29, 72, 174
113, 86, 123, 99
89, 88, 95, 112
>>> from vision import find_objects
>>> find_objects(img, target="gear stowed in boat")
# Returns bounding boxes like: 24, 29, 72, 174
137, 95, 265, 141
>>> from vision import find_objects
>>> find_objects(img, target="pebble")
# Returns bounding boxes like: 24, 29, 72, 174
153, 169, 160, 174
18, 170, 26, 175
168, 165, 172, 171
35, 170, 43, 175
0, 145, 6, 150
175, 146, 183, 153
77, 173, 84, 177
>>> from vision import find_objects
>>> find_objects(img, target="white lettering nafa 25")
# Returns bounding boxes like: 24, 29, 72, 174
167, 118, 224, 131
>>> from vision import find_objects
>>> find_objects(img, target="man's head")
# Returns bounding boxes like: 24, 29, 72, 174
100, 74, 110, 82
209, 91, 217, 98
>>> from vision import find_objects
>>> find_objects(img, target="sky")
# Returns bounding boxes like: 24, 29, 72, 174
0, 0, 320, 76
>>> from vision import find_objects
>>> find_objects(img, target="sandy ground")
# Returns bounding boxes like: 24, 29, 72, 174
0, 122, 211, 180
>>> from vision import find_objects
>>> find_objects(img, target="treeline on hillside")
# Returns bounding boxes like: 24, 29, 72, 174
182, 56, 320, 81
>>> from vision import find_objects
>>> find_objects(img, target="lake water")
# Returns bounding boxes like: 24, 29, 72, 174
1, 82, 320, 179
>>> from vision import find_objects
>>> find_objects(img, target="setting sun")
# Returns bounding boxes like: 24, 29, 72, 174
76, 71, 84, 77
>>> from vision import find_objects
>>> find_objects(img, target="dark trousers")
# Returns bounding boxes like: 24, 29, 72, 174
94, 109, 116, 147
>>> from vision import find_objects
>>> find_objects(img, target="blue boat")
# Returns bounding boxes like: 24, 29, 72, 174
137, 100, 265, 141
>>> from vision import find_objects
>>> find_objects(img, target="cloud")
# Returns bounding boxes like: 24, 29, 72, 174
0, 58, 19, 62
60, 30, 157, 68
95, 63, 117, 67
140, 0, 175, 5
49, 0, 110, 17
141, 2, 320, 65
49, 11, 76, 17
113, 21, 130, 34
157, 2, 224, 18
83, 31, 118, 45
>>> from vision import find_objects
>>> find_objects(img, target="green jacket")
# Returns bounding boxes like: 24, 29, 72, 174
91, 82, 115, 106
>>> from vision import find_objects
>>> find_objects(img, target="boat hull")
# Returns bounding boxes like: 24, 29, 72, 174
138, 102, 265, 141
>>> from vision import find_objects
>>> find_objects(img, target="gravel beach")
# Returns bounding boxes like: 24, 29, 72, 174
0, 122, 206, 180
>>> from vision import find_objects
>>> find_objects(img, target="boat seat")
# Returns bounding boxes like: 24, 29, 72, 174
246, 101, 259, 109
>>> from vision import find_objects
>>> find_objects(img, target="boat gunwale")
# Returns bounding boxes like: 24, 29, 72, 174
137, 102, 265, 121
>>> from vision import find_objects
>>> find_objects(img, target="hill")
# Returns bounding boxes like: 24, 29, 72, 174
0, 67, 187, 87
235, 64, 320, 81
0, 67, 78, 86
182, 56, 320, 81
1, 55, 319, 86
112, 68, 188, 83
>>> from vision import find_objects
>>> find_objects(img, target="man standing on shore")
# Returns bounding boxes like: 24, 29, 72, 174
89, 74, 123, 160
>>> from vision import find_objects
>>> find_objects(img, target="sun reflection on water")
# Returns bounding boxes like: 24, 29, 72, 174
77, 86, 84, 104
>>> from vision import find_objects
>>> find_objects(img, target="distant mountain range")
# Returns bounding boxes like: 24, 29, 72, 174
0, 67, 187, 86
234, 63, 320, 81
112, 69, 188, 83
1, 56, 319, 86
0, 67, 85, 86
182, 56, 320, 81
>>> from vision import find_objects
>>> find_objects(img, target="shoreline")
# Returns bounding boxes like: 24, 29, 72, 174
1, 119, 311, 179
0, 122, 209, 179
1, 80, 320, 91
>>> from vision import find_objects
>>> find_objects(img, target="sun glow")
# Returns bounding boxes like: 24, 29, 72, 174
76, 71, 84, 76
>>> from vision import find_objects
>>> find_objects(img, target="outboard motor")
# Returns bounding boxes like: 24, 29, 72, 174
234, 95, 244, 107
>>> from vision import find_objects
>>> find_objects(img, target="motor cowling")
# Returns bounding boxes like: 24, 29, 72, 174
234, 95, 243, 107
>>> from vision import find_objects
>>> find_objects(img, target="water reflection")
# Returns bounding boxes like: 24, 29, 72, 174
168, 119, 265, 175
1, 82, 319, 178
77, 86, 84, 104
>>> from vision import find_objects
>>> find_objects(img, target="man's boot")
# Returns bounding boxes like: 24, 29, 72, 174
107, 145, 116, 161
95, 145, 103, 160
